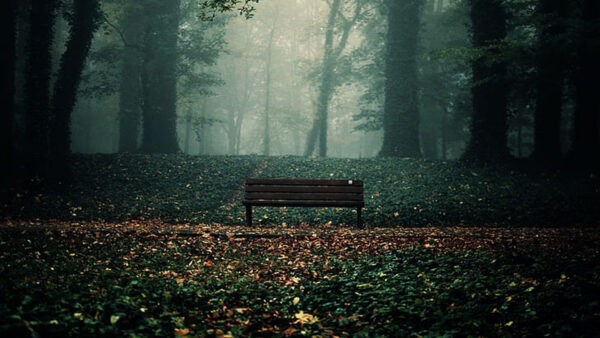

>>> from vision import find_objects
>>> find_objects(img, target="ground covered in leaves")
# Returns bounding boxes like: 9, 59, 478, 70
2, 154, 599, 335
1, 224, 599, 336
2, 154, 599, 226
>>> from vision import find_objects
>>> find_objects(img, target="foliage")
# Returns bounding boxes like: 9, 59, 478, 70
256, 156, 600, 227
0, 226, 598, 336
198, 0, 260, 20
2, 154, 259, 224
2, 154, 599, 227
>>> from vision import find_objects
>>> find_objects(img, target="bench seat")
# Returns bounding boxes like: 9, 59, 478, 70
243, 178, 364, 226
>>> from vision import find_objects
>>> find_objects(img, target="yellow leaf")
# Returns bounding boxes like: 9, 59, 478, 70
234, 307, 250, 314
294, 310, 318, 324
293, 297, 300, 306
110, 315, 120, 324
506, 321, 514, 326
174, 328, 190, 336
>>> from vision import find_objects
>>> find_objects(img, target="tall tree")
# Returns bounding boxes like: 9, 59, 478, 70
263, 25, 275, 156
118, 2, 144, 152
23, 0, 58, 179
305, 0, 363, 157
50, 0, 101, 181
567, 1, 600, 167
530, 0, 567, 164
462, 0, 509, 164
140, 0, 181, 153
1, 0, 16, 185
379, 0, 424, 158
569, 0, 600, 168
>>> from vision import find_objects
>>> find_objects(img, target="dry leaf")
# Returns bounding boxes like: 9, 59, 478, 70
174, 328, 190, 336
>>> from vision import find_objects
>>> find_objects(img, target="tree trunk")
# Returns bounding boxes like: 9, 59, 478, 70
441, 107, 448, 160
531, 0, 567, 165
436, 0, 444, 12
184, 113, 191, 154
517, 120, 523, 158
50, 0, 100, 182
569, 0, 600, 168
23, 0, 58, 180
380, 0, 424, 158
194, 98, 208, 155
421, 130, 438, 159
226, 110, 236, 154
118, 2, 144, 153
304, 0, 342, 157
425, 0, 435, 14
234, 111, 243, 155
1, 0, 16, 185
304, 121, 319, 156
263, 27, 275, 156
462, 0, 509, 164
140, 0, 181, 153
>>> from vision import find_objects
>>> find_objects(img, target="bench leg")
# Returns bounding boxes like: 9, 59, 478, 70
357, 207, 362, 227
246, 205, 252, 227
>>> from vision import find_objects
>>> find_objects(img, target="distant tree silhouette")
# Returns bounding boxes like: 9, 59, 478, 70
23, 0, 58, 180
462, 0, 509, 164
569, 0, 600, 168
380, 0, 424, 158
531, 0, 568, 165
140, 0, 181, 153
50, 0, 101, 182
1, 0, 16, 185
118, 1, 144, 153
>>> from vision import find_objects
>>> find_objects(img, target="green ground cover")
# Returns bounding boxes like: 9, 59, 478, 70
256, 156, 599, 227
1, 226, 598, 336
2, 154, 599, 227
2, 154, 599, 336
3, 154, 260, 224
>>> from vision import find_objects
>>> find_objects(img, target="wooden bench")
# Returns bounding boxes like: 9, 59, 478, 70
243, 178, 364, 226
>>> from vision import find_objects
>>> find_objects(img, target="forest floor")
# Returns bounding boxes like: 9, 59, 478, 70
1, 223, 599, 336
2, 153, 600, 226
1, 154, 599, 336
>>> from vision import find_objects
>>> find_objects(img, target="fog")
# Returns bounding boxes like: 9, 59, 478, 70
4, 0, 599, 178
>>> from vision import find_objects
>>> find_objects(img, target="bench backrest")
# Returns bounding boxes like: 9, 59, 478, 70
244, 178, 364, 206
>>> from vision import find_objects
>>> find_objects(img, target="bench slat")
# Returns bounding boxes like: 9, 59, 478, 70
243, 178, 364, 226
246, 178, 363, 186
244, 200, 364, 207
245, 192, 363, 201
245, 185, 363, 193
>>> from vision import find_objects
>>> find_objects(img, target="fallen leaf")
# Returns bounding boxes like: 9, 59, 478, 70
294, 311, 318, 325
110, 315, 120, 324
174, 328, 190, 336
283, 327, 298, 336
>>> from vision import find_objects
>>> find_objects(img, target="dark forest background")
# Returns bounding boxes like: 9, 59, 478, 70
1, 0, 599, 187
